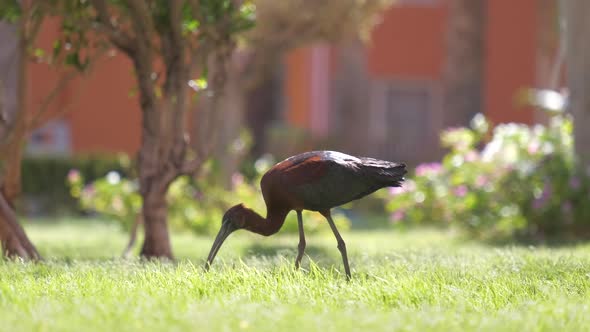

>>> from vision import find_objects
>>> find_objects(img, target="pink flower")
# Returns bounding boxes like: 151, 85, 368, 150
532, 181, 552, 210
528, 141, 540, 155
67, 169, 81, 183
81, 185, 95, 199
391, 210, 406, 223
454, 185, 468, 197
193, 190, 203, 200
415, 163, 443, 177
475, 175, 488, 188
569, 177, 581, 190
389, 180, 416, 196
465, 150, 479, 162
389, 187, 405, 195
231, 173, 244, 187
445, 127, 463, 133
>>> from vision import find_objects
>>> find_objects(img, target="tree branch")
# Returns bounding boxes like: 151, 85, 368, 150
0, 80, 6, 128
181, 153, 207, 175
187, 0, 205, 27
30, 48, 108, 130
90, 0, 136, 55
162, 0, 186, 95
169, 0, 184, 48
232, 0, 246, 8
182, 45, 233, 175
0, 191, 42, 260
127, 0, 155, 46
123, 0, 157, 117
165, 0, 191, 171
29, 70, 78, 129
188, 0, 219, 41
23, 2, 44, 47
122, 213, 143, 258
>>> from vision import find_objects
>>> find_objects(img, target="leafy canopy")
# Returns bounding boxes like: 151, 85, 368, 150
0, 1, 255, 73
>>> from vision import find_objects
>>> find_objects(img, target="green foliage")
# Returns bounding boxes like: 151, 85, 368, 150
384, 113, 590, 240
68, 155, 350, 235
0, 0, 21, 23
3, 221, 590, 331
2, 0, 256, 81
67, 169, 140, 231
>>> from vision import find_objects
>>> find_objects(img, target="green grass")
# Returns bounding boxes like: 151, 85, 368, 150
1, 219, 590, 331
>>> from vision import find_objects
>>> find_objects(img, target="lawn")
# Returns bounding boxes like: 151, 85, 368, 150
1, 219, 589, 332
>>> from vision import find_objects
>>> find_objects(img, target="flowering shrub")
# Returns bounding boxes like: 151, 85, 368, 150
21, 154, 129, 214
68, 170, 142, 231
385, 113, 590, 239
68, 155, 350, 235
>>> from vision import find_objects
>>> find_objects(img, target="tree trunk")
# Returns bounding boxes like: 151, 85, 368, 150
139, 188, 172, 259
564, 0, 590, 167
1, 135, 25, 202
131, 32, 182, 259
245, 75, 279, 157
334, 40, 370, 156
122, 213, 142, 258
0, 19, 39, 260
442, 0, 485, 127
127, 8, 234, 258
0, 130, 41, 260
213, 54, 247, 189
0, 191, 41, 259
135, 94, 177, 259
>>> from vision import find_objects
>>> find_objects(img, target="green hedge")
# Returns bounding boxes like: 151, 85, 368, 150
20, 154, 132, 215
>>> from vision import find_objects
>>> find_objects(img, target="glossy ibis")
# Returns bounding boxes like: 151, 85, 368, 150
205, 150, 407, 279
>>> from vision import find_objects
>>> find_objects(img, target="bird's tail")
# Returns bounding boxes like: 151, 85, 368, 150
360, 157, 407, 187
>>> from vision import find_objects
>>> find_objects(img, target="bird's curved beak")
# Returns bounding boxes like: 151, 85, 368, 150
205, 220, 235, 271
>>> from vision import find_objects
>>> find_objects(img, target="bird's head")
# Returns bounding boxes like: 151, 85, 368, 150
205, 203, 247, 270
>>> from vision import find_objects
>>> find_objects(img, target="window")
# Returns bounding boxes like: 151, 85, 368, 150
26, 120, 72, 156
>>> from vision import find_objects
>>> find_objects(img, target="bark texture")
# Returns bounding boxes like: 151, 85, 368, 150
443, 0, 486, 127
565, 0, 590, 167
0, 191, 41, 260
0, 19, 40, 260
98, 0, 236, 258
139, 189, 172, 258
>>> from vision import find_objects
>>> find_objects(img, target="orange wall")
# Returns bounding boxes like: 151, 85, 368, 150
66, 54, 141, 154
285, 2, 539, 129
367, 5, 448, 79
30, 20, 141, 155
485, 0, 537, 124
27, 19, 66, 125
30, 2, 540, 156
284, 5, 449, 130
285, 48, 312, 128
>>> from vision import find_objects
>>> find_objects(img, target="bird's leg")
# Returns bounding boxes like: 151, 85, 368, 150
295, 210, 306, 269
321, 210, 351, 280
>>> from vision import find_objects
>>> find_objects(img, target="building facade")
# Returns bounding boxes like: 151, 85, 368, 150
284, 0, 557, 164
0, 0, 557, 164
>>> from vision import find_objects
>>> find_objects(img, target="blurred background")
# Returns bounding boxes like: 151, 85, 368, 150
1, 0, 587, 245
3, 1, 556, 163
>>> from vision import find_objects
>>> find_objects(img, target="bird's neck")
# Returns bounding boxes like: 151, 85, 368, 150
242, 206, 289, 236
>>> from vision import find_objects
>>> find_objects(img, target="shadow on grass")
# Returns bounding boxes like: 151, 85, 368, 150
243, 243, 331, 259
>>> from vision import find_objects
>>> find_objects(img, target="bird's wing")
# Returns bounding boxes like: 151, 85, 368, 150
278, 158, 376, 211
277, 157, 333, 186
